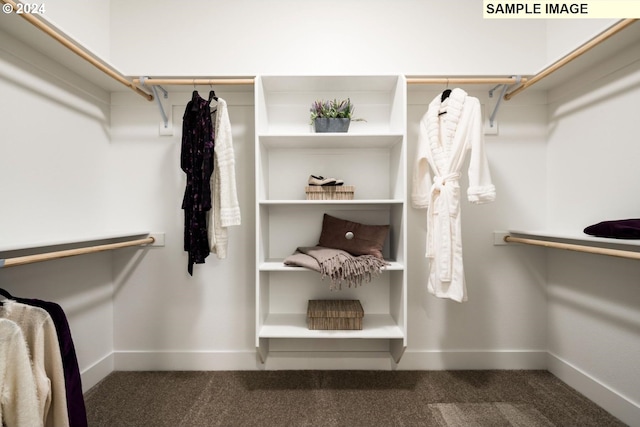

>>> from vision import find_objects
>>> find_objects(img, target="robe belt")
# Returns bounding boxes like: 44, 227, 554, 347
426, 172, 460, 282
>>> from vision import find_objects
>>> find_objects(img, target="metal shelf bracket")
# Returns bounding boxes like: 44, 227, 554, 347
140, 76, 173, 135
488, 75, 521, 128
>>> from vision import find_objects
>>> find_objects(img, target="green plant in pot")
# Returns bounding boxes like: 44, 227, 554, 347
310, 98, 363, 132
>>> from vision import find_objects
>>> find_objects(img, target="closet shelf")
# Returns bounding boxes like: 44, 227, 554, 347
259, 134, 404, 149
260, 260, 404, 271
259, 200, 404, 206
259, 314, 405, 339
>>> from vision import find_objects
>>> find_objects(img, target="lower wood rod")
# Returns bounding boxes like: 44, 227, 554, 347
0, 237, 155, 268
1, 0, 154, 101
504, 235, 640, 261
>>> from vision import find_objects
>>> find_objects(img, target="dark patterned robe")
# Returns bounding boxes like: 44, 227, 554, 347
181, 92, 215, 275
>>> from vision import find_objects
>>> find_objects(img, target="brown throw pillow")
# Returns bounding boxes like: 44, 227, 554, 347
318, 214, 389, 259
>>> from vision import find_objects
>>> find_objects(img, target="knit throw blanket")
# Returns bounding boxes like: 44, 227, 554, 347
284, 246, 389, 291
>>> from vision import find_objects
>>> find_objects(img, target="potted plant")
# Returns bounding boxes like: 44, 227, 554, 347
309, 98, 362, 133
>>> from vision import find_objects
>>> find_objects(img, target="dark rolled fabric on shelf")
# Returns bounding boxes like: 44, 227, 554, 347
584, 218, 640, 239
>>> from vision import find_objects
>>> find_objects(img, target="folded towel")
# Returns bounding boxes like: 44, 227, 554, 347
584, 218, 640, 239
284, 246, 389, 291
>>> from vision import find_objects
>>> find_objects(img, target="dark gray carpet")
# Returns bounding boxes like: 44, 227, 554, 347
84, 370, 626, 427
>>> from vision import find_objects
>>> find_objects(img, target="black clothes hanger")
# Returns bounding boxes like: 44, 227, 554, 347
0, 288, 15, 305
438, 88, 452, 116
208, 87, 218, 114
191, 90, 200, 111
0, 288, 14, 299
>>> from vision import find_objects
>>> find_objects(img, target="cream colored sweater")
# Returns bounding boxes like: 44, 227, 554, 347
0, 318, 43, 427
208, 98, 241, 259
0, 301, 69, 427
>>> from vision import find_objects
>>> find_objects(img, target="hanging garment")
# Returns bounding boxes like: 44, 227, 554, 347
0, 301, 69, 427
182, 91, 215, 275
411, 88, 495, 302
15, 297, 87, 427
0, 318, 43, 427
208, 98, 241, 259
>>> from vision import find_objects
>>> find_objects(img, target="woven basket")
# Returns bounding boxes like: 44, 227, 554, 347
307, 299, 364, 330
305, 186, 355, 200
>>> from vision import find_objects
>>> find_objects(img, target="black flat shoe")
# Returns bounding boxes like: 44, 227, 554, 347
308, 175, 338, 186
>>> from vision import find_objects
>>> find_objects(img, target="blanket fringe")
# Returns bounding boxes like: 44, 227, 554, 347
319, 253, 388, 291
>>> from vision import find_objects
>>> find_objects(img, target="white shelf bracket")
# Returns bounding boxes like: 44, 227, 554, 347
493, 231, 510, 245
140, 76, 173, 136
488, 75, 521, 129
148, 232, 166, 247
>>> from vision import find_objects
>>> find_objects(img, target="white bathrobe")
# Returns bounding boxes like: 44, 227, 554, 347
208, 98, 241, 259
412, 88, 495, 302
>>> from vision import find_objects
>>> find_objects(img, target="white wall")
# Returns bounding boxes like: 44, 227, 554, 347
545, 19, 618, 65
405, 87, 549, 367
104, 85, 549, 371
107, 88, 257, 367
544, 40, 640, 424
40, 0, 111, 61
0, 31, 113, 243
102, 0, 549, 372
0, 29, 115, 391
109, 0, 546, 76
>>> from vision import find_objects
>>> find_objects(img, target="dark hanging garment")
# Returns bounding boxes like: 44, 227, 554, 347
181, 92, 215, 274
13, 296, 87, 427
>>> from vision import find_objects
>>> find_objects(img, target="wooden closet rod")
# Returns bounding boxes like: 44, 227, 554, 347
135, 77, 527, 86
0, 0, 154, 101
133, 78, 255, 86
505, 18, 638, 100
0, 237, 155, 269
406, 77, 527, 85
504, 235, 640, 261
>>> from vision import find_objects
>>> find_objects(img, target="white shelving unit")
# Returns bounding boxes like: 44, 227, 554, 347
254, 75, 407, 364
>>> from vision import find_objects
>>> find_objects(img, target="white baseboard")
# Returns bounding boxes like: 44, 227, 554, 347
398, 350, 548, 370
547, 352, 640, 427
114, 350, 259, 371
80, 352, 114, 393
263, 351, 395, 370
110, 349, 547, 371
